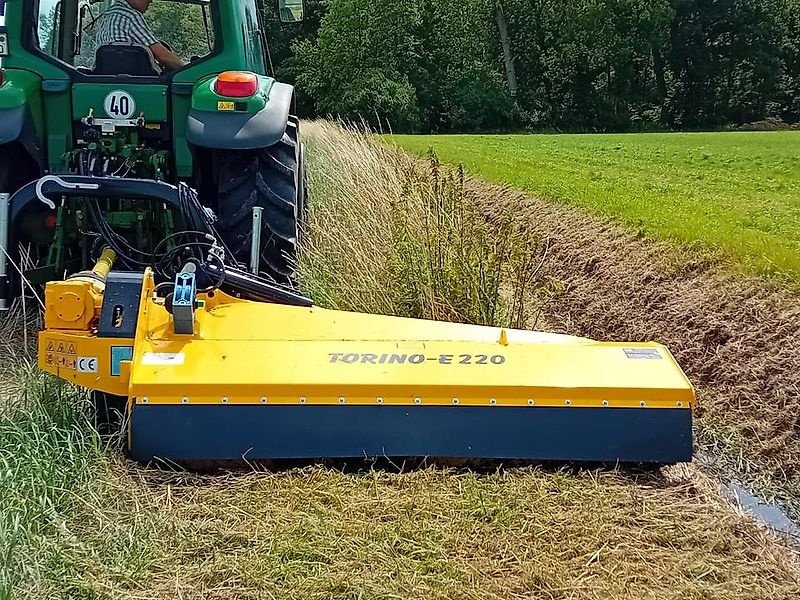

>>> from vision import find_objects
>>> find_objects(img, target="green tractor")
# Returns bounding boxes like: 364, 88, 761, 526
0, 0, 307, 310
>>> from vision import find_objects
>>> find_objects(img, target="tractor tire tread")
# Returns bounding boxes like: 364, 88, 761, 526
215, 124, 302, 284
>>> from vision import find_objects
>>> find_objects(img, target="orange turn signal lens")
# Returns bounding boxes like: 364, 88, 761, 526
215, 71, 259, 98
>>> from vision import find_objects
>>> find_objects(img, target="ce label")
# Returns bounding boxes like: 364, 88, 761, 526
77, 357, 98, 373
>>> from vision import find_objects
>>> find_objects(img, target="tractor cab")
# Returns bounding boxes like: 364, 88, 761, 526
0, 0, 303, 175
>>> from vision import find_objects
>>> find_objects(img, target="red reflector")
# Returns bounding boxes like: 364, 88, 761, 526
45, 214, 57, 229
0, 69, 4, 87
215, 71, 258, 98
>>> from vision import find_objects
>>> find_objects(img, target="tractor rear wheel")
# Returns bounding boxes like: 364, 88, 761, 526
215, 121, 304, 286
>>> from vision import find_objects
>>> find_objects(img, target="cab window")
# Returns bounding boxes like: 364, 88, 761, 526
37, 0, 63, 58
147, 2, 215, 62
33, 0, 216, 73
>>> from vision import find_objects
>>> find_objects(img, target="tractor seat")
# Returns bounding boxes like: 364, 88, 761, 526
92, 44, 161, 77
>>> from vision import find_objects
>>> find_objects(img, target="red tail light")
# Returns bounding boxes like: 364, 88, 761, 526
0, 69, 5, 87
215, 71, 258, 98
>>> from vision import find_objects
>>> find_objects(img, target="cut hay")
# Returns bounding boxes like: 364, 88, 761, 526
25, 463, 800, 600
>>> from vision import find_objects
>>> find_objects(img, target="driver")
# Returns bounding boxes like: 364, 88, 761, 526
95, 0, 184, 71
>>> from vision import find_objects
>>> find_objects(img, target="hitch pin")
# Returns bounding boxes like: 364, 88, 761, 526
250, 206, 263, 274
0, 193, 9, 311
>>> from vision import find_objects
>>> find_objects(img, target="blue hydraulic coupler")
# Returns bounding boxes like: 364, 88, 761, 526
172, 271, 197, 335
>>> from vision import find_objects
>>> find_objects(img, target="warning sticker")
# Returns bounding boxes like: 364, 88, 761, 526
44, 339, 81, 371
624, 348, 662, 360
142, 352, 185, 366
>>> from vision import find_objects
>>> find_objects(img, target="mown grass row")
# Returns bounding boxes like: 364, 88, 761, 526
0, 122, 798, 599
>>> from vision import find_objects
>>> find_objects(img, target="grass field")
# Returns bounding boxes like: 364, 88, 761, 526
390, 132, 800, 280
2, 123, 800, 598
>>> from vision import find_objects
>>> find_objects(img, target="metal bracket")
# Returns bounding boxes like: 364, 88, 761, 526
250, 206, 263, 274
97, 272, 145, 338
172, 270, 197, 335
82, 116, 146, 133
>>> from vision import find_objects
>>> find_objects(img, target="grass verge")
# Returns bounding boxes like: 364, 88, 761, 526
458, 171, 800, 519
389, 132, 800, 281
300, 123, 535, 326
0, 122, 799, 599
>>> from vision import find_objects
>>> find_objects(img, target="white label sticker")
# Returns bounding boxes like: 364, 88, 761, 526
624, 348, 662, 360
0, 33, 8, 57
77, 357, 98, 373
104, 90, 136, 119
142, 352, 185, 366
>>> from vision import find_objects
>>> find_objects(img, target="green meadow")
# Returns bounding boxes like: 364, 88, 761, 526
391, 132, 800, 279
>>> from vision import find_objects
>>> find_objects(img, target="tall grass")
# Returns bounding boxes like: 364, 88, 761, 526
300, 121, 537, 326
0, 363, 174, 598
0, 365, 96, 597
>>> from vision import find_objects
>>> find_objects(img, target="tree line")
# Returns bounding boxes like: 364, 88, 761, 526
125, 0, 799, 133
259, 0, 800, 133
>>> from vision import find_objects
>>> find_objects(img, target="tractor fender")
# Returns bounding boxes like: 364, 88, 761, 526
0, 108, 44, 174
0, 105, 27, 146
0, 70, 45, 170
186, 82, 294, 151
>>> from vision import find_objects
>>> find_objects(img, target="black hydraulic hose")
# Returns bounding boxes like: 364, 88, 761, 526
208, 263, 313, 307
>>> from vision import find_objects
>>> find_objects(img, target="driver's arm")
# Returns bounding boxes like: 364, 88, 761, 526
150, 42, 184, 71
127, 9, 184, 71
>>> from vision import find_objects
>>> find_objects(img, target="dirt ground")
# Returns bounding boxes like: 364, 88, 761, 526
473, 180, 800, 514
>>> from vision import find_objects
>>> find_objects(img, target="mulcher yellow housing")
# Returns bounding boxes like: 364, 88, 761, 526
39, 251, 695, 464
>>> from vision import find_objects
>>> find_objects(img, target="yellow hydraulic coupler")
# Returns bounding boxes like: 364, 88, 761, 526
44, 248, 117, 332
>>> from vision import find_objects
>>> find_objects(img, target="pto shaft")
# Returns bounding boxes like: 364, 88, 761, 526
92, 247, 117, 281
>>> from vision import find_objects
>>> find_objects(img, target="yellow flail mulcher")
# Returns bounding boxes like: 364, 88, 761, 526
38, 246, 694, 465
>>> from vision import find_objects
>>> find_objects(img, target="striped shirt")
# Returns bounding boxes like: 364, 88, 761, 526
95, 0, 158, 48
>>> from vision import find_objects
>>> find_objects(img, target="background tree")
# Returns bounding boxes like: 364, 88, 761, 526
777, 0, 800, 122
269, 0, 796, 132
293, 0, 424, 130
664, 0, 784, 128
